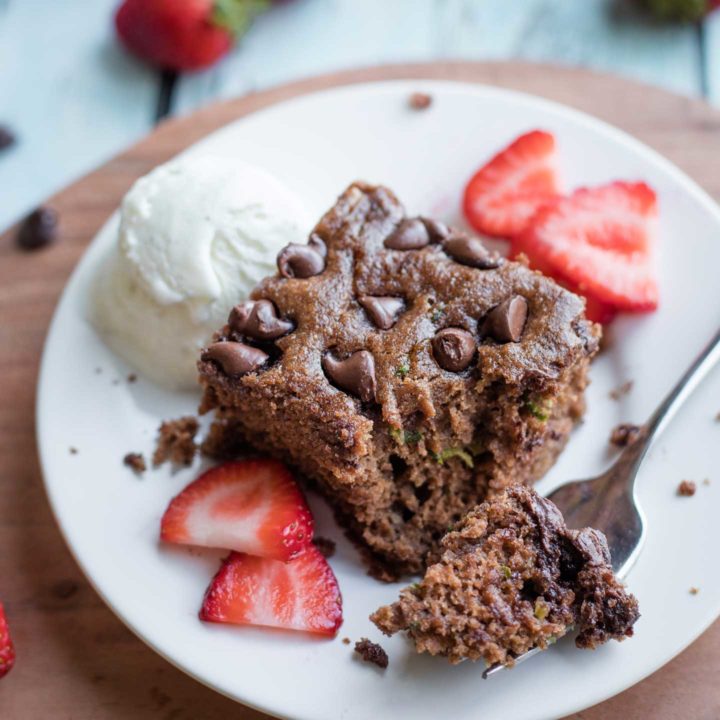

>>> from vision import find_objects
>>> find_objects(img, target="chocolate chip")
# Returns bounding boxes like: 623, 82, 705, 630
17, 206, 59, 251
0, 125, 16, 151
202, 342, 269, 376
421, 217, 450, 243
431, 328, 477, 372
443, 234, 502, 269
323, 350, 377, 403
409, 92, 432, 110
308, 232, 327, 259
277, 243, 325, 278
359, 296, 404, 330
384, 218, 430, 250
482, 296, 528, 343
228, 299, 293, 340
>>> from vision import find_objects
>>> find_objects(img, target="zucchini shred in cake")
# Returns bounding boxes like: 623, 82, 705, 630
198, 182, 600, 579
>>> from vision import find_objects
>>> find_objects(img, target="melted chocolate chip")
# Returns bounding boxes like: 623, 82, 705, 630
384, 218, 430, 250
431, 328, 477, 372
228, 299, 293, 341
359, 296, 404, 330
323, 350, 377, 403
202, 342, 268, 376
17, 207, 58, 251
443, 234, 502, 269
482, 296, 528, 343
421, 217, 450, 243
308, 232, 327, 258
277, 243, 325, 278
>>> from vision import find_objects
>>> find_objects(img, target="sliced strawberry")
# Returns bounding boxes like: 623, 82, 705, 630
161, 459, 313, 561
514, 181, 659, 312
463, 130, 559, 238
200, 545, 343, 637
0, 603, 15, 679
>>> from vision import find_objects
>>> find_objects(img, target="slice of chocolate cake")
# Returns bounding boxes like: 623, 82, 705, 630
371, 485, 639, 666
198, 182, 600, 578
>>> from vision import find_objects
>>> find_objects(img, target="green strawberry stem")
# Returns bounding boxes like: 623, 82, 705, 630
213, 0, 270, 39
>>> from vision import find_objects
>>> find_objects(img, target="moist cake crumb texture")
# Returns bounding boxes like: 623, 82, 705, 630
354, 638, 389, 668
153, 416, 199, 467
198, 182, 600, 578
371, 485, 639, 666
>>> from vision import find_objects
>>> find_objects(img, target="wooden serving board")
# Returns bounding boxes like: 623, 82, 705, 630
1, 62, 719, 720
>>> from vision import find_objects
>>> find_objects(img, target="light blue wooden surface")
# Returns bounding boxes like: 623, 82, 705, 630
1, 0, 718, 232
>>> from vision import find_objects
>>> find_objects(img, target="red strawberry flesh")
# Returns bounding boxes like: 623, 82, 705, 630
161, 459, 314, 561
463, 130, 559, 238
200, 545, 343, 637
0, 603, 15, 679
514, 181, 658, 312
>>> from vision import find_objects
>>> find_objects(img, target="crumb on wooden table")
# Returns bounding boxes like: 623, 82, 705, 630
609, 380, 634, 401
153, 416, 199, 467
408, 92, 432, 110
123, 452, 146, 474
609, 423, 641, 448
354, 638, 389, 669
313, 537, 336, 559
677, 480, 696, 497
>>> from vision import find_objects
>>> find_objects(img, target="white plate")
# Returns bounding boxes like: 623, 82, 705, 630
37, 80, 720, 720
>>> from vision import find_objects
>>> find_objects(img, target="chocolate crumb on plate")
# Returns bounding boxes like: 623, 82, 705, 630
677, 480, 696, 497
123, 452, 147, 474
153, 416, 199, 467
408, 92, 432, 110
69, 447, 78, 455
609, 380, 634, 401
127, 373, 137, 383
313, 536, 336, 559
17, 206, 59, 251
342, 637, 351, 645
690, 587, 700, 595
715, 412, 720, 422
354, 638, 389, 669
610, 423, 642, 448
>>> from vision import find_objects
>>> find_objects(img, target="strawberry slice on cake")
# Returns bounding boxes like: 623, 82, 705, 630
463, 130, 559, 238
161, 459, 314, 561
200, 545, 343, 636
512, 181, 659, 313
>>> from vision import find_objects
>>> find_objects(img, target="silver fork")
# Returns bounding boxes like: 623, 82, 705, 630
484, 325, 720, 678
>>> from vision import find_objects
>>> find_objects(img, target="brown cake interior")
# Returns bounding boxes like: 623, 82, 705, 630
371, 485, 640, 666
198, 183, 600, 579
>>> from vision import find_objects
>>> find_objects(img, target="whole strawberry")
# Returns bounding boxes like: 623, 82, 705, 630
0, 603, 15, 679
115, 0, 269, 71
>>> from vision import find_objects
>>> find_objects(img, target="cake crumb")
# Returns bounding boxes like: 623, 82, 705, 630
408, 92, 432, 110
127, 373, 137, 383
313, 537, 336, 559
153, 416, 199, 467
703, 478, 711, 486
609, 423, 641, 448
342, 637, 351, 645
677, 480, 696, 497
609, 381, 634, 401
69, 447, 78, 455
715, 412, 720, 422
354, 638, 389, 669
123, 452, 146, 475
690, 587, 700, 595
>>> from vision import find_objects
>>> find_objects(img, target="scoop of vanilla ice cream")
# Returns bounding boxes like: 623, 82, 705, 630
91, 155, 310, 390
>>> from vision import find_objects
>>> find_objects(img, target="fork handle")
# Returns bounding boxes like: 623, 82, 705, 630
624, 325, 720, 473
